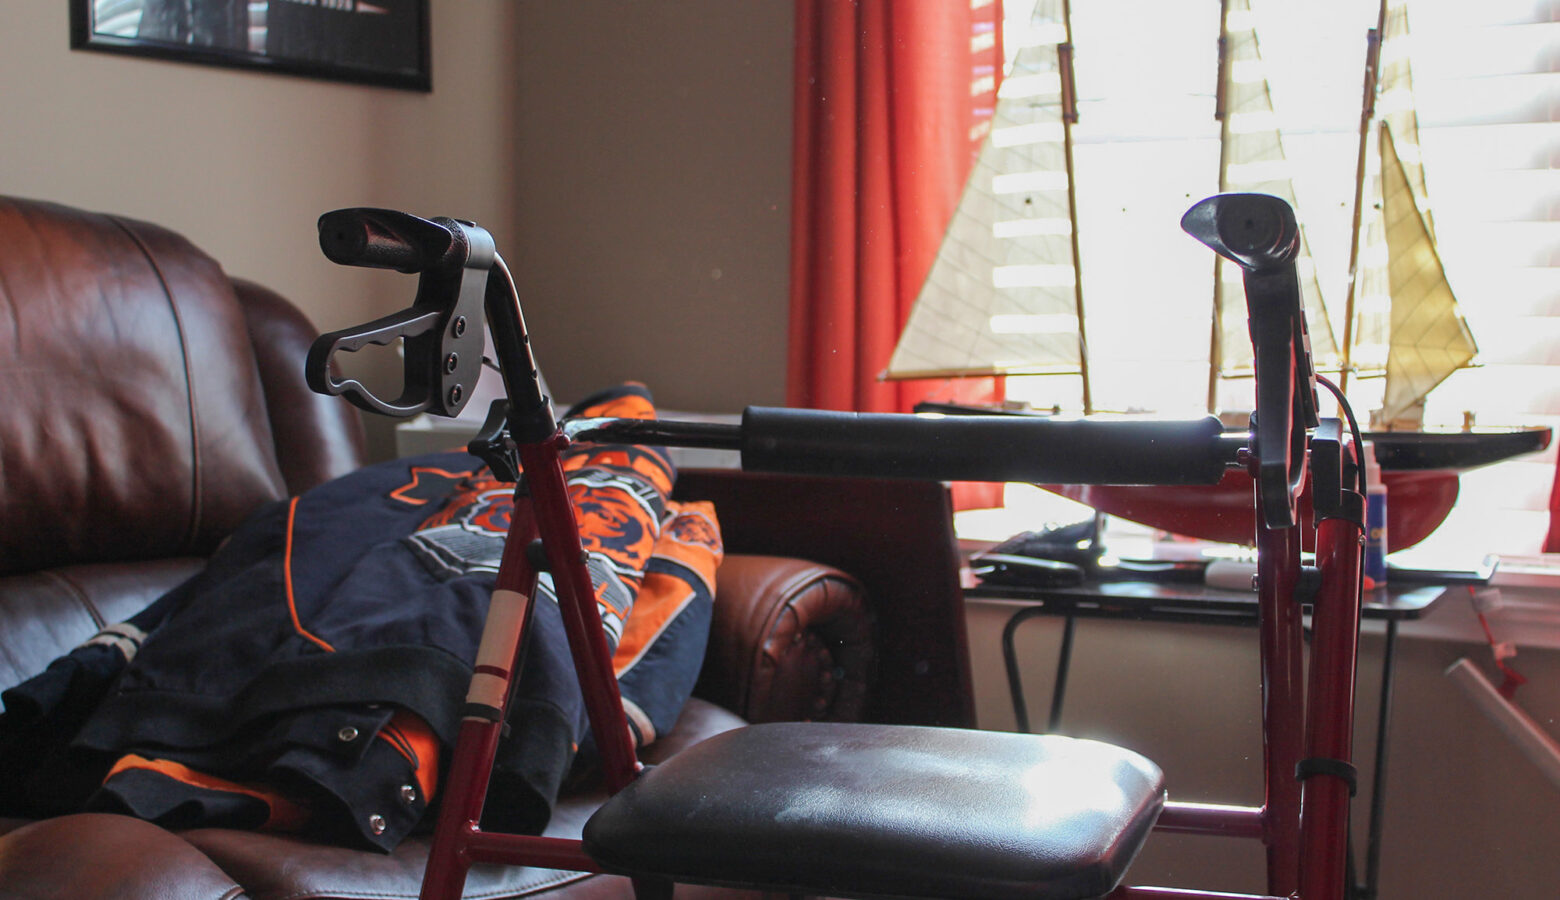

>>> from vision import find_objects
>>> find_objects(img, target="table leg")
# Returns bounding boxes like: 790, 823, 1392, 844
1049, 615, 1077, 732
1360, 618, 1399, 899
1001, 606, 1077, 734
1002, 607, 1038, 733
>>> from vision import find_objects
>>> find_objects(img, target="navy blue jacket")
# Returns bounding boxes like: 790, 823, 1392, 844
0, 386, 719, 851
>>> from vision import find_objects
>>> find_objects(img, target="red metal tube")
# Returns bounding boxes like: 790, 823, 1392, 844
462, 832, 602, 871
420, 494, 546, 900
518, 436, 641, 794
1297, 514, 1364, 900
1254, 506, 1305, 896
1155, 802, 1265, 839
420, 719, 507, 899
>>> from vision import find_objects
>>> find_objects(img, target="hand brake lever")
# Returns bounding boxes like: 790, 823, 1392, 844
306, 208, 494, 418
1181, 193, 1320, 529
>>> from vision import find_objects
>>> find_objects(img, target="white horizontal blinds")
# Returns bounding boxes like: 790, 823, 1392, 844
1017, 0, 1222, 416
1215, 0, 1340, 382
970, 0, 1001, 155
1379, 0, 1435, 230
1397, 0, 1560, 557
884, 0, 1086, 383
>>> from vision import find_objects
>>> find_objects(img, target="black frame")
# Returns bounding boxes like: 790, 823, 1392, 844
69, 0, 431, 92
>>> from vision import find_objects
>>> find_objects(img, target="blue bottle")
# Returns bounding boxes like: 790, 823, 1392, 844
1362, 443, 1388, 589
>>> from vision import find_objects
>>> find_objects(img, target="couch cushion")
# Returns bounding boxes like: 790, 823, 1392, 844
180, 698, 747, 900
0, 558, 204, 693
0, 196, 288, 576
0, 812, 248, 899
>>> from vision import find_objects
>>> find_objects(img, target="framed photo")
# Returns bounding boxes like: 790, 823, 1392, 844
70, 0, 431, 92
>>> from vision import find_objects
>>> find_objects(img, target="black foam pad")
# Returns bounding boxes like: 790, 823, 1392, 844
583, 722, 1164, 899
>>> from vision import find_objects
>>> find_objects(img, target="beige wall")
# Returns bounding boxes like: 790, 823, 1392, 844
1, 1, 793, 457
0, 2, 523, 457
511, 1, 793, 413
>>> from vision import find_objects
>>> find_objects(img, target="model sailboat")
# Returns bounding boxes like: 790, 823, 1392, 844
884, 0, 1092, 410
1341, 0, 1475, 428
1198, 0, 1515, 451
889, 0, 1549, 551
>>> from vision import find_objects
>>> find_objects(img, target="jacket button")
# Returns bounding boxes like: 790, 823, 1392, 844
369, 814, 387, 835
337, 726, 360, 743
400, 784, 418, 805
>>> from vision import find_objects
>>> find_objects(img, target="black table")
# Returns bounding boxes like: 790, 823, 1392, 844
967, 576, 1454, 900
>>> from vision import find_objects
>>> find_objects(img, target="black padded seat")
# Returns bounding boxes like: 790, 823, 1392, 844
582, 722, 1165, 900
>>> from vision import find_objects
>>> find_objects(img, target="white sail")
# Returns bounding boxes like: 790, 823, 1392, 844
1378, 123, 1477, 422
1212, 0, 1339, 390
1346, 0, 1477, 426
884, 0, 1087, 392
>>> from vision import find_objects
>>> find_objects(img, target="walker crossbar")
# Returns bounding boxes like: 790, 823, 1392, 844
565, 410, 1242, 485
305, 192, 1365, 900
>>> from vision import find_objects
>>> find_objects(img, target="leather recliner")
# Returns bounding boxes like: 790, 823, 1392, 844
0, 196, 980, 899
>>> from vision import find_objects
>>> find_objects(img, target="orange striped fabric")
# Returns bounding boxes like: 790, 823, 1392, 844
104, 754, 311, 831
613, 501, 723, 677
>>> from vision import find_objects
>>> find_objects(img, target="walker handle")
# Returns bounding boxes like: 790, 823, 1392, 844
1182, 193, 1319, 529
306, 208, 494, 418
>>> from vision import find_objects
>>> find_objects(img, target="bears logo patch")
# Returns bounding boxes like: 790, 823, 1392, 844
402, 472, 513, 578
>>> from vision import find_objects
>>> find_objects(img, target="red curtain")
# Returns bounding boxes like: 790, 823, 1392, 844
789, 0, 1005, 507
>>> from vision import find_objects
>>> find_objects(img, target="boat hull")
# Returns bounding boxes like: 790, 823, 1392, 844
1369, 426, 1550, 470
913, 403, 1549, 551
1048, 467, 1460, 553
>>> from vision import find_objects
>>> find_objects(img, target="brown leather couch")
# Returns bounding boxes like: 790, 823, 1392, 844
0, 196, 973, 899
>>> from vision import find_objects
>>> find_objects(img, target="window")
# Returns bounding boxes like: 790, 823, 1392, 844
958, 0, 1560, 565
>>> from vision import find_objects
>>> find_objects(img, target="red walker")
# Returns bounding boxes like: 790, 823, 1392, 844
306, 193, 1367, 900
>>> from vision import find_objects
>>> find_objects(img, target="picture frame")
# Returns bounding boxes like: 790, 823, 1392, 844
69, 0, 431, 92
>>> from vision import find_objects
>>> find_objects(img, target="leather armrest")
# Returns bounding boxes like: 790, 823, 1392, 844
695, 554, 873, 724
673, 469, 969, 728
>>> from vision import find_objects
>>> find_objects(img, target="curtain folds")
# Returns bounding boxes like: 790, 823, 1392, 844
789, 0, 1003, 413
790, 0, 1005, 507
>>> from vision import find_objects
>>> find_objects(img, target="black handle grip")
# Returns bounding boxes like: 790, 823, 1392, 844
305, 307, 443, 417
740, 408, 1231, 485
1182, 193, 1319, 528
317, 208, 455, 273
1179, 192, 1299, 272
306, 208, 495, 419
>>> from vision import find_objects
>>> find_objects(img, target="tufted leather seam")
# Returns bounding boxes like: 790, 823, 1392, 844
749, 572, 858, 717
105, 213, 204, 555
37, 568, 105, 629
216, 886, 249, 900
744, 569, 817, 714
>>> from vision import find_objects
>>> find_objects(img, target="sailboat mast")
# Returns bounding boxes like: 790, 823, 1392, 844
1339, 1, 1388, 395
1208, 0, 1232, 413
1059, 0, 1092, 413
